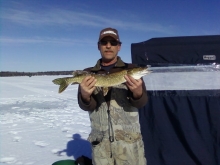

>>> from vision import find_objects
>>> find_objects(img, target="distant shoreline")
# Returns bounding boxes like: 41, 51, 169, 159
0, 71, 73, 77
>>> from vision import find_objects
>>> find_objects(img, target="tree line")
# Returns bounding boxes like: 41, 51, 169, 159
0, 71, 73, 77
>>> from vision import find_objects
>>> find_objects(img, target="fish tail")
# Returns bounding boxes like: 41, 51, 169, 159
52, 78, 71, 93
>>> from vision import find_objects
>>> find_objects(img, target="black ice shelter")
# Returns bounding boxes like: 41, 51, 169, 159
131, 35, 220, 165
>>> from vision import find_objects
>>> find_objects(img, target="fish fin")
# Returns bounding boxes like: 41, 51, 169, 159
103, 87, 109, 96
52, 78, 70, 93
72, 70, 90, 77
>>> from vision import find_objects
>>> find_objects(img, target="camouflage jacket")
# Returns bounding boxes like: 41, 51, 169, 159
77, 56, 148, 143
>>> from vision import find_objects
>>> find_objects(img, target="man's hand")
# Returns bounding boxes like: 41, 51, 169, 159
79, 76, 97, 103
124, 75, 143, 99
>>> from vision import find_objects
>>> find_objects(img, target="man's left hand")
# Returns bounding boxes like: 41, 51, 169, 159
124, 75, 143, 99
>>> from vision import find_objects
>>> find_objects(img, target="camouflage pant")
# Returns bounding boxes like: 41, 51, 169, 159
91, 138, 147, 165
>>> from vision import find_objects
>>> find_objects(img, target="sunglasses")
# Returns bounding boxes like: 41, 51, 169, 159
98, 40, 121, 46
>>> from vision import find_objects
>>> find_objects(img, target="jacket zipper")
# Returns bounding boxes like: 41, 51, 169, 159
106, 71, 114, 158
107, 108, 114, 143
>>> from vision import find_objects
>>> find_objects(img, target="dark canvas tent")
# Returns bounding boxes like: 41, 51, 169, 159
131, 35, 220, 66
131, 35, 220, 165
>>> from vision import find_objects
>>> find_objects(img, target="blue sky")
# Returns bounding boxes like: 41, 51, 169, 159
1, 0, 220, 72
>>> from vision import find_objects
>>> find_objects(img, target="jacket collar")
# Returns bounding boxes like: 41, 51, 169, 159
91, 56, 126, 71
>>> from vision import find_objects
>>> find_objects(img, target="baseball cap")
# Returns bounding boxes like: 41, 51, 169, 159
98, 27, 121, 42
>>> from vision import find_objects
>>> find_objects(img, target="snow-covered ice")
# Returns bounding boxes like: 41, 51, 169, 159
0, 76, 92, 165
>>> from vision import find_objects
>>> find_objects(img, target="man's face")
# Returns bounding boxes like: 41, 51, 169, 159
98, 36, 121, 63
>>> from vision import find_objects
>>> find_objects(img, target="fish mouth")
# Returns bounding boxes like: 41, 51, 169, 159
137, 69, 151, 76
138, 72, 148, 76
140, 68, 149, 73
143, 70, 150, 74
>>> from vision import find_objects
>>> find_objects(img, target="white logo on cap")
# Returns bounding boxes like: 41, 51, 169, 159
102, 30, 117, 36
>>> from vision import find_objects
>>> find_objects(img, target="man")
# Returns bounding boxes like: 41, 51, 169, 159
78, 27, 148, 165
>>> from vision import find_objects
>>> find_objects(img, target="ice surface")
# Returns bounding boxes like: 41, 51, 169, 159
0, 76, 91, 165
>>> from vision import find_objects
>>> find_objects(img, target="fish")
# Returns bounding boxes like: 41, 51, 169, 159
52, 67, 151, 96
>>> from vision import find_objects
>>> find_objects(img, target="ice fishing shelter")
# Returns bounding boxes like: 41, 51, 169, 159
131, 35, 220, 165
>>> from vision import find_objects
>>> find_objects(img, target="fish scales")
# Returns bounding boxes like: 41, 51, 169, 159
93, 70, 127, 87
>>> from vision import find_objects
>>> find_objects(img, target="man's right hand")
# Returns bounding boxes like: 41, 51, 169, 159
79, 76, 97, 103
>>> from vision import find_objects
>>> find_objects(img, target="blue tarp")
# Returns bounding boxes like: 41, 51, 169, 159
139, 90, 220, 165
132, 35, 220, 165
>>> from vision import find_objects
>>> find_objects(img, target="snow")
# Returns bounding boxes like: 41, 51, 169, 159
0, 76, 91, 165
0, 71, 219, 165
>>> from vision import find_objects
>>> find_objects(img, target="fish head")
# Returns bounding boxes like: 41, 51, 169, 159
127, 67, 151, 79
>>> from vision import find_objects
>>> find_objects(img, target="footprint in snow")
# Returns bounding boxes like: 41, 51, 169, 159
34, 141, 49, 147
